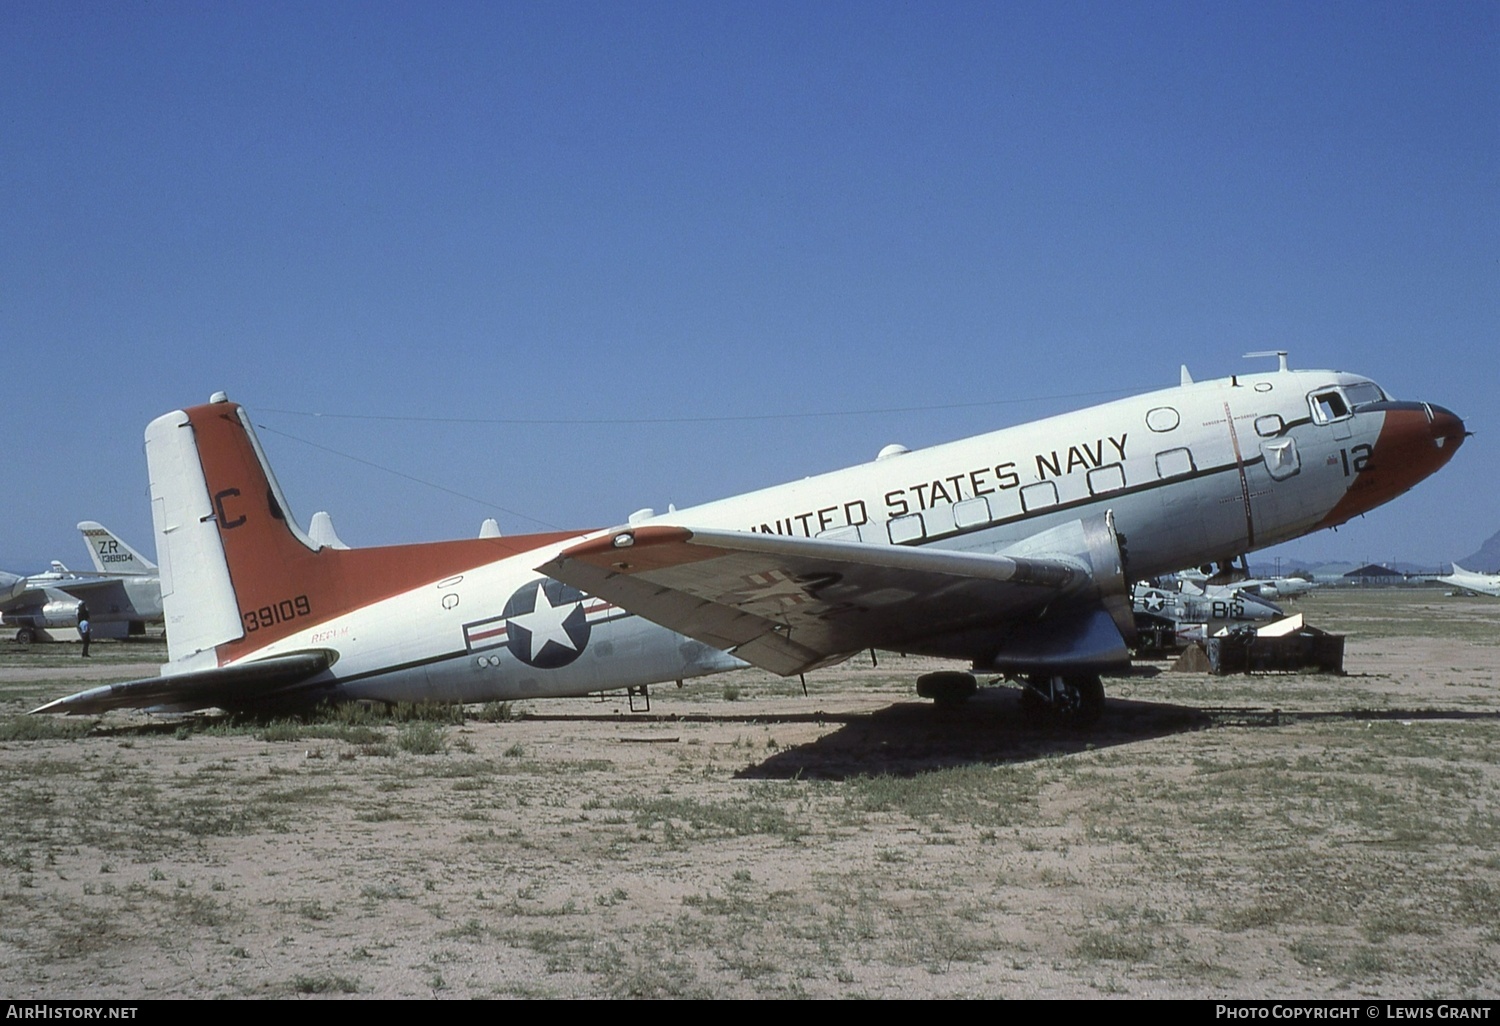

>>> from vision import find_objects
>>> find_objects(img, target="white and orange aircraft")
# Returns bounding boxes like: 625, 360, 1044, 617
35, 354, 1465, 722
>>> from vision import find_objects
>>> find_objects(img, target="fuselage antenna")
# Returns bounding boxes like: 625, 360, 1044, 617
1244, 350, 1290, 373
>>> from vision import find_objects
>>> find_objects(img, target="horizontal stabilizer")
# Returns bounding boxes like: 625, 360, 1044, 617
30, 650, 337, 716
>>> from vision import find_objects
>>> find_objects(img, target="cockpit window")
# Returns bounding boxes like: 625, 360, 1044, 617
1343, 381, 1386, 408
1310, 390, 1350, 423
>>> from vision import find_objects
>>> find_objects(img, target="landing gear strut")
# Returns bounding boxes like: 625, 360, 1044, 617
1021, 674, 1105, 725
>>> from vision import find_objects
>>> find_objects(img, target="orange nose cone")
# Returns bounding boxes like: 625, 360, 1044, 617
1319, 402, 1466, 528
1427, 404, 1467, 459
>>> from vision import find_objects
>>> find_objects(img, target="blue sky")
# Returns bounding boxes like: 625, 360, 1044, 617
2, 1, 1495, 573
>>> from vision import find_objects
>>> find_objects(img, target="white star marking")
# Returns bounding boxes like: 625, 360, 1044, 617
508, 586, 582, 657
726, 571, 815, 607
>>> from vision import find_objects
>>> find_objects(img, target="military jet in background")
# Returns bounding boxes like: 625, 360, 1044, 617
1235, 576, 1318, 601
1178, 567, 1318, 601
1131, 578, 1284, 654
34, 355, 1465, 721
1132, 580, 1284, 626
3, 523, 163, 642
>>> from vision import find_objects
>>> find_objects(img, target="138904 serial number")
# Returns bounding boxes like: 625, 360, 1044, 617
243, 595, 311, 632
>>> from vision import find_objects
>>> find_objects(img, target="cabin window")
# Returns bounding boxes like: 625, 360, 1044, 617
953, 497, 992, 529
1146, 407, 1180, 432
1155, 447, 1196, 480
1344, 381, 1386, 408
1254, 414, 1285, 437
887, 513, 926, 545
1087, 464, 1126, 496
1020, 482, 1058, 513
1310, 389, 1350, 423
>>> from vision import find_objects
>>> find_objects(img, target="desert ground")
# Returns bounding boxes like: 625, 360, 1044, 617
1, 587, 1496, 999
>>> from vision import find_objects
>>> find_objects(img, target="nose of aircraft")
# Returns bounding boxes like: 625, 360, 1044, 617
1319, 400, 1467, 528
1425, 403, 1468, 455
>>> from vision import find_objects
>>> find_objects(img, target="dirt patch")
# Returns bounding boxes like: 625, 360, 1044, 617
1, 589, 1496, 998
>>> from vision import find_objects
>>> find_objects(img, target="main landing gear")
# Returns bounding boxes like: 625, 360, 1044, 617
1019, 674, 1105, 725
915, 669, 1106, 726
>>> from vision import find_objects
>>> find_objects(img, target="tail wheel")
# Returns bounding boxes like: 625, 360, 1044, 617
1022, 674, 1105, 726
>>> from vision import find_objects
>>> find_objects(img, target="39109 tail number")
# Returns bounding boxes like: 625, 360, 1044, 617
243, 595, 311, 633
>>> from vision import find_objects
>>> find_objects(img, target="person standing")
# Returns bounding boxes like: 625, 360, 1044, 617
77, 603, 91, 657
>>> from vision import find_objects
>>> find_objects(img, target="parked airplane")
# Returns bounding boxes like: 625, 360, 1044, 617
34, 356, 1465, 721
79, 521, 157, 576
1132, 580, 1284, 626
1177, 567, 1318, 601
3, 524, 163, 642
1236, 577, 1318, 601
1435, 564, 1500, 598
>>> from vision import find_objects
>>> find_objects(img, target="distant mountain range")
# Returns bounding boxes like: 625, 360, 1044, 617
1241, 527, 1500, 578
1247, 560, 1436, 579
1457, 528, 1500, 574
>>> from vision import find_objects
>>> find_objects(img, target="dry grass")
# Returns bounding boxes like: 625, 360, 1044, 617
0, 588, 1496, 997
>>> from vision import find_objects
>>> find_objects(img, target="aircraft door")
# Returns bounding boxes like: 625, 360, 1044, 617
1245, 435, 1302, 541
1151, 447, 1208, 566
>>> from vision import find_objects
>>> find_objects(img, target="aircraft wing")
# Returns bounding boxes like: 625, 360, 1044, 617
539, 515, 1134, 676
30, 650, 337, 716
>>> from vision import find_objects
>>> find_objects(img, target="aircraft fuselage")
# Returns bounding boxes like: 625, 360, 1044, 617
232, 366, 1460, 706
654, 368, 1457, 584
34, 361, 1464, 715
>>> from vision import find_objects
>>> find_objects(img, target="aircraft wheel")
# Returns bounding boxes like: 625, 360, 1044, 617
916, 670, 977, 706
1071, 675, 1105, 724
1022, 674, 1105, 726
15, 627, 34, 645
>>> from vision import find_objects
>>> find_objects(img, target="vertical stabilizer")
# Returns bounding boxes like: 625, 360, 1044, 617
146, 407, 247, 671
78, 521, 158, 574
144, 394, 589, 675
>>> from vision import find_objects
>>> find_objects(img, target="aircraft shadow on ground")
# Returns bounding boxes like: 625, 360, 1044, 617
734, 687, 1212, 781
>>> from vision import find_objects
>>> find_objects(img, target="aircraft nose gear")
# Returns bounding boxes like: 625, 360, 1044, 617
1021, 674, 1105, 725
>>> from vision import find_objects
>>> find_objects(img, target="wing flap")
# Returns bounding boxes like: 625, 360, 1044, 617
30, 650, 337, 716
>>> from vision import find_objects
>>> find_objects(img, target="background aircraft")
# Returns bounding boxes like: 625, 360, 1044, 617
1235, 577, 1318, 601
1, 524, 163, 643
33, 357, 1463, 721
1177, 567, 1318, 601
1132, 580, 1283, 626
1435, 564, 1500, 598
